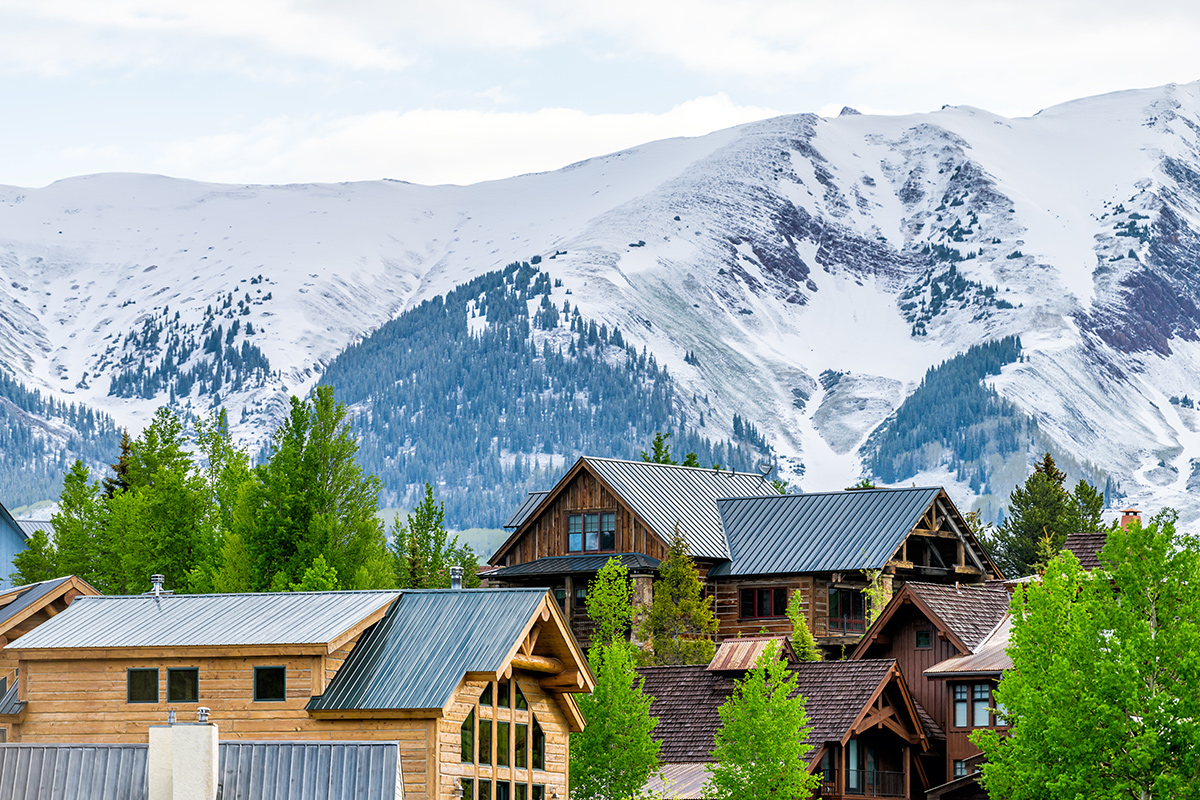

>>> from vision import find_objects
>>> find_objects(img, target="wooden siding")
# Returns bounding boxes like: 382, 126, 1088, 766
438, 674, 571, 799
943, 679, 1005, 785
501, 467, 668, 566
713, 576, 816, 640
0, 589, 81, 743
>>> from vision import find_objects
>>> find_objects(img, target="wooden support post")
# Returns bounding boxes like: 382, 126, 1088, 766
564, 575, 574, 626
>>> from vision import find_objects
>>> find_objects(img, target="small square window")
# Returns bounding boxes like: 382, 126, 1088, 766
254, 666, 286, 702
127, 668, 159, 703
916, 629, 933, 649
953, 760, 968, 778
167, 668, 199, 703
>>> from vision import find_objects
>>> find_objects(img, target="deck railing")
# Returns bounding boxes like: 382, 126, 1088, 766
820, 614, 868, 636
844, 769, 905, 797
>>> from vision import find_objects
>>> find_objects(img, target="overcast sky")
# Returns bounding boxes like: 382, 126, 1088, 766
2, 0, 1199, 188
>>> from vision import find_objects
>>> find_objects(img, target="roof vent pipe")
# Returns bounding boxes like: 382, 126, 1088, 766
151, 574, 165, 596
197, 707, 210, 723
450, 566, 464, 590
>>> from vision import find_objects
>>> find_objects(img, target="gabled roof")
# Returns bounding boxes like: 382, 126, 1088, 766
0, 741, 403, 800
852, 581, 1012, 658
709, 487, 944, 576
505, 491, 550, 529
8, 590, 399, 652
1063, 530, 1107, 571
925, 614, 1013, 678
308, 588, 591, 716
13, 520, 52, 542
638, 659, 936, 764
487, 552, 660, 579
0, 575, 99, 637
493, 457, 771, 563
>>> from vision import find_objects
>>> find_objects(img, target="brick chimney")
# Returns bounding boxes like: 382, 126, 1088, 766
1121, 508, 1141, 530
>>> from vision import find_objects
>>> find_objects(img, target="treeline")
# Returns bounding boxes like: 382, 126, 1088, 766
0, 369, 122, 508
866, 336, 1030, 492
321, 260, 764, 528
12, 387, 472, 595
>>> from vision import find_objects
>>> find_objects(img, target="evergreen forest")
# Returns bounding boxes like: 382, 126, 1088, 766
320, 261, 763, 528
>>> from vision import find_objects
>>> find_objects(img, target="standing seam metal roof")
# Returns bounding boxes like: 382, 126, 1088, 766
504, 491, 550, 529
487, 552, 661, 578
13, 521, 53, 542
7, 591, 400, 650
0, 744, 148, 800
308, 588, 549, 712
582, 458, 771, 560
708, 487, 943, 576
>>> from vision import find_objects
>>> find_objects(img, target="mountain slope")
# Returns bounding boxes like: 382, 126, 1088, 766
4, 81, 1200, 521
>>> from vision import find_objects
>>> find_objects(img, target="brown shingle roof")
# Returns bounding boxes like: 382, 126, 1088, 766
1063, 531, 1107, 571
638, 659, 911, 764
904, 581, 1011, 651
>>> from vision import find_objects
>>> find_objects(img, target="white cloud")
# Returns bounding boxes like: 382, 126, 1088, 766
53, 94, 781, 186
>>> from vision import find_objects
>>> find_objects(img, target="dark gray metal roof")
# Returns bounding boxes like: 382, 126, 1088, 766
504, 491, 550, 529
217, 741, 401, 800
308, 588, 547, 712
583, 458, 770, 560
9, 591, 400, 650
14, 521, 53, 542
0, 741, 402, 800
489, 552, 661, 579
708, 487, 943, 576
0, 744, 148, 800
0, 576, 73, 630
0, 682, 25, 717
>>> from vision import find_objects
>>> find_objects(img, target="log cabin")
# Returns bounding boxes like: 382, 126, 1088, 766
488, 457, 1003, 650
638, 637, 942, 799
0, 575, 99, 742
1, 584, 593, 800
850, 581, 1013, 797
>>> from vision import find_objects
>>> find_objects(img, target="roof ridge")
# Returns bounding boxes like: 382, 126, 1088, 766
83, 589, 402, 599
584, 456, 763, 477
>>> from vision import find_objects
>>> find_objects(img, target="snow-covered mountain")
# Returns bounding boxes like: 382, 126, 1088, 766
4, 80, 1200, 522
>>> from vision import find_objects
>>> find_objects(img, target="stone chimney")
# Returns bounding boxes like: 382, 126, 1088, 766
1121, 508, 1141, 530
149, 709, 219, 800
450, 565, 464, 590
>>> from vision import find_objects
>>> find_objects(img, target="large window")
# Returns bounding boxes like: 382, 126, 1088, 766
254, 666, 286, 701
954, 683, 996, 728
460, 679, 549, 797
567, 512, 616, 552
739, 587, 787, 619
127, 668, 159, 703
828, 587, 866, 634
167, 668, 199, 703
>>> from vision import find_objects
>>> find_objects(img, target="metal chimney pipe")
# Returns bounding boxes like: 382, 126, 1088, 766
197, 707, 210, 723
450, 566, 464, 590
151, 574, 165, 596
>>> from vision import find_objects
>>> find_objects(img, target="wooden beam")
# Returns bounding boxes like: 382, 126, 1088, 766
522, 625, 542, 656
539, 670, 587, 691
908, 528, 959, 540
511, 653, 564, 673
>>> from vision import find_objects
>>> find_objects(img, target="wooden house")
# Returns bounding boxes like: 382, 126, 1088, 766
638, 638, 941, 799
1, 585, 593, 800
850, 581, 1012, 794
488, 457, 1002, 648
0, 575, 99, 742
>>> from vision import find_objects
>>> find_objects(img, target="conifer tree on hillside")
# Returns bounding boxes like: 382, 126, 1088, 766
991, 453, 1105, 577
391, 482, 480, 589
638, 526, 718, 665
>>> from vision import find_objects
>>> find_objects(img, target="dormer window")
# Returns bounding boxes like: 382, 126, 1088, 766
567, 512, 615, 552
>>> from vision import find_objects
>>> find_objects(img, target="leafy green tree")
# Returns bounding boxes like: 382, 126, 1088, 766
587, 556, 634, 649
10, 529, 58, 586
786, 590, 821, 662
238, 385, 394, 591
638, 526, 717, 665
51, 460, 101, 583
640, 431, 678, 465
391, 482, 479, 588
975, 509, 1200, 799
210, 530, 255, 593
991, 453, 1103, 577
705, 642, 819, 799
290, 554, 340, 592
571, 634, 661, 800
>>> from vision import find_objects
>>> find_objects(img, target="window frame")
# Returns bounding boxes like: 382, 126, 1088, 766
167, 667, 200, 703
953, 684, 969, 728
972, 683, 991, 727
127, 667, 159, 704
915, 629, 933, 649
253, 665, 287, 702
566, 510, 618, 553
738, 586, 788, 620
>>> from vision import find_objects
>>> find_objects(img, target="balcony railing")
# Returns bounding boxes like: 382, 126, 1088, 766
821, 615, 868, 636
844, 770, 905, 797
820, 768, 837, 795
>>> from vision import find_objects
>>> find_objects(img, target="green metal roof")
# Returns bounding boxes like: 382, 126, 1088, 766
708, 487, 944, 576
308, 588, 548, 713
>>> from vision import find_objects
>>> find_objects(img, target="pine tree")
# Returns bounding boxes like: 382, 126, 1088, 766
391, 482, 480, 589
638, 526, 717, 665
705, 642, 819, 799
101, 430, 132, 498
640, 431, 678, 465
787, 590, 821, 662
